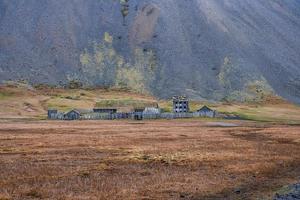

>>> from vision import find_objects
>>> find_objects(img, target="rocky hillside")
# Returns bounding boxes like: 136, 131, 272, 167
0, 0, 300, 103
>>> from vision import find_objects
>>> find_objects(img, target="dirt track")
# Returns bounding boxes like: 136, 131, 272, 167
0, 119, 299, 200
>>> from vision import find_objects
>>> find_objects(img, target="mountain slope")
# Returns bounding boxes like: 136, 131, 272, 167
0, 0, 300, 103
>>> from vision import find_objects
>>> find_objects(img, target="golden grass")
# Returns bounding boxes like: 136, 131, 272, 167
213, 103, 300, 124
1, 85, 300, 124
0, 86, 157, 118
0, 120, 299, 199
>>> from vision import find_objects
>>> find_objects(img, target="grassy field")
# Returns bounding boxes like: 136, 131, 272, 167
0, 84, 300, 124
0, 120, 299, 199
0, 84, 300, 199
0, 84, 157, 118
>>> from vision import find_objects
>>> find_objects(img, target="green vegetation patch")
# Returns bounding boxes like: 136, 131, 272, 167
0, 91, 14, 100
219, 106, 300, 124
46, 103, 74, 112
96, 98, 157, 108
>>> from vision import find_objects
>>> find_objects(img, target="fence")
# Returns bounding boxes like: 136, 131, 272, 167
80, 113, 197, 120
48, 112, 210, 120
81, 113, 131, 120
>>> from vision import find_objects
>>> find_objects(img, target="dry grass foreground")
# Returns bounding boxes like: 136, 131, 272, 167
0, 119, 299, 200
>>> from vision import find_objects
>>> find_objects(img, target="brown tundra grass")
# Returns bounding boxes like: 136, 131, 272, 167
0, 119, 299, 200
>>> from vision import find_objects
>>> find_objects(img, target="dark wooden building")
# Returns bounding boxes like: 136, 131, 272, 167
197, 106, 216, 118
133, 108, 144, 120
48, 109, 58, 119
173, 96, 189, 113
64, 110, 81, 120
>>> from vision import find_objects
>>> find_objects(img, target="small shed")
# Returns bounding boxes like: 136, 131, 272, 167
197, 106, 216, 118
48, 109, 58, 119
64, 109, 81, 120
143, 107, 161, 114
133, 108, 144, 120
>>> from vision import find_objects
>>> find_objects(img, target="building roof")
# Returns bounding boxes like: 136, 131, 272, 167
134, 108, 145, 112
64, 109, 80, 115
143, 107, 161, 114
65, 109, 92, 115
197, 106, 213, 112
48, 109, 58, 111
93, 108, 117, 110
173, 95, 188, 101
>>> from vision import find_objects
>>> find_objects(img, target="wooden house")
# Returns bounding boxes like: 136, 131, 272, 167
64, 109, 92, 120
48, 109, 58, 119
64, 110, 81, 120
133, 108, 144, 120
143, 107, 161, 114
64, 109, 82, 120
197, 106, 216, 118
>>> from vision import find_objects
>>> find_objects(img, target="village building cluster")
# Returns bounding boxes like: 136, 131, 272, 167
48, 96, 217, 120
